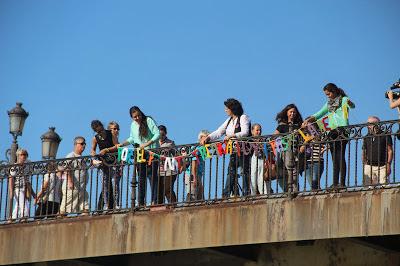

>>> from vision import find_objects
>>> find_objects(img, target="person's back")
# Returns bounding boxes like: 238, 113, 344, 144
43, 172, 62, 203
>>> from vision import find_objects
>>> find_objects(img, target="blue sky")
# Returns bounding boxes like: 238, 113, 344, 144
1, 0, 399, 162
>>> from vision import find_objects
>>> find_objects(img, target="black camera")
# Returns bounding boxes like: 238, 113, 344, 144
385, 79, 400, 99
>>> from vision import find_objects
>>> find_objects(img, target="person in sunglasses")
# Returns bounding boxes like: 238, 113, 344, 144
60, 137, 90, 215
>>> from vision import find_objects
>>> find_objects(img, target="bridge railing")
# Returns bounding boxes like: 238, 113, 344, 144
0, 120, 399, 223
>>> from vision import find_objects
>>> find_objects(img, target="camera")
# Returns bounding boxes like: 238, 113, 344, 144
385, 79, 400, 99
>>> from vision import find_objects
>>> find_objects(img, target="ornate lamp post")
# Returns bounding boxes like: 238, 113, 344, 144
7, 102, 29, 164
41, 127, 62, 160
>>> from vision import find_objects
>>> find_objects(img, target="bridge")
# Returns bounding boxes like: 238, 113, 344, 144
1, 121, 400, 265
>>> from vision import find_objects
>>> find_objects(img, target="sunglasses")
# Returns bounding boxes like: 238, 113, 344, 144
76, 142, 86, 146
110, 128, 119, 131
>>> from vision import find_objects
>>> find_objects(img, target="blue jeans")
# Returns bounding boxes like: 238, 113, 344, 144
304, 161, 324, 189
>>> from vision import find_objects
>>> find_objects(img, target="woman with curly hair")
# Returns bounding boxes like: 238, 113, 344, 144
274, 104, 304, 193
201, 98, 251, 197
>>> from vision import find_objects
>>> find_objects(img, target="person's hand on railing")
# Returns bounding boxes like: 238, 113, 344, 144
34, 196, 40, 205
200, 135, 209, 145
114, 142, 126, 149
99, 148, 109, 155
301, 118, 313, 129
223, 135, 233, 142
139, 140, 153, 149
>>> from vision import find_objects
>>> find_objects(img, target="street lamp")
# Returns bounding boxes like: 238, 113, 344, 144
41, 127, 62, 160
7, 102, 29, 164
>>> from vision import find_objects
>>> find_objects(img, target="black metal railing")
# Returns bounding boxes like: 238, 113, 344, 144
1, 120, 399, 224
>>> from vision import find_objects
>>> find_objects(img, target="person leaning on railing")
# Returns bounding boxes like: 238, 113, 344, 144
362, 116, 393, 186
59, 136, 90, 215
274, 104, 304, 193
90, 120, 119, 211
116, 106, 161, 206
302, 83, 355, 188
200, 98, 251, 197
8, 148, 35, 221
34, 162, 62, 218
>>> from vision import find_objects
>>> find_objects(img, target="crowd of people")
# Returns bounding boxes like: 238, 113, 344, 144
6, 82, 398, 220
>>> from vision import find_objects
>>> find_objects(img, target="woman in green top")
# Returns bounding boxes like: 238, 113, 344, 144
303, 83, 355, 188
117, 106, 161, 206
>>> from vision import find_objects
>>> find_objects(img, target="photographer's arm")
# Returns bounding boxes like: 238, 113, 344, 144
389, 100, 400, 110
387, 91, 400, 109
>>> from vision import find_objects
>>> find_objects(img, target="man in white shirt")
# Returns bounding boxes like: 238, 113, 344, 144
60, 136, 90, 214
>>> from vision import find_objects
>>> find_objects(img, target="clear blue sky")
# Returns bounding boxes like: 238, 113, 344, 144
1, 0, 399, 162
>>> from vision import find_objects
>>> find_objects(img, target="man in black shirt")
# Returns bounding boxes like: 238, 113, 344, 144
362, 116, 393, 185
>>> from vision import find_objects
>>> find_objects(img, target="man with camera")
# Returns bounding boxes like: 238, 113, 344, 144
386, 80, 400, 110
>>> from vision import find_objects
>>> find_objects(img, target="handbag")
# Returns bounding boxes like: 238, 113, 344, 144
263, 158, 277, 181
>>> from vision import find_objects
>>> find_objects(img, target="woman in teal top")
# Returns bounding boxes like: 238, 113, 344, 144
303, 83, 355, 188
117, 106, 161, 206
119, 107, 160, 149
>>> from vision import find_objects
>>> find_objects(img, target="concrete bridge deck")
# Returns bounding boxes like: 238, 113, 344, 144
1, 187, 400, 265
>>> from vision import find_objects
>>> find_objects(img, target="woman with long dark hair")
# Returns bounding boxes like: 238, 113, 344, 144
302, 83, 355, 187
117, 106, 161, 205
201, 98, 251, 197
90, 120, 118, 211
274, 104, 304, 193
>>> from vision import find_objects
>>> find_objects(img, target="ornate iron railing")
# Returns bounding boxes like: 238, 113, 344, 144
0, 120, 399, 224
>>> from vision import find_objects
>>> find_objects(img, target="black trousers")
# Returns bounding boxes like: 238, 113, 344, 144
225, 154, 250, 197
97, 166, 115, 210
35, 201, 60, 218
329, 129, 348, 187
136, 161, 161, 206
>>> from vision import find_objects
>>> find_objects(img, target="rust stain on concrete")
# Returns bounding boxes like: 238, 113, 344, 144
1, 188, 400, 265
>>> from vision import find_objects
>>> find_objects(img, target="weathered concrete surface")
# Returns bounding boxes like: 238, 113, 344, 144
28, 238, 400, 266
1, 188, 400, 265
